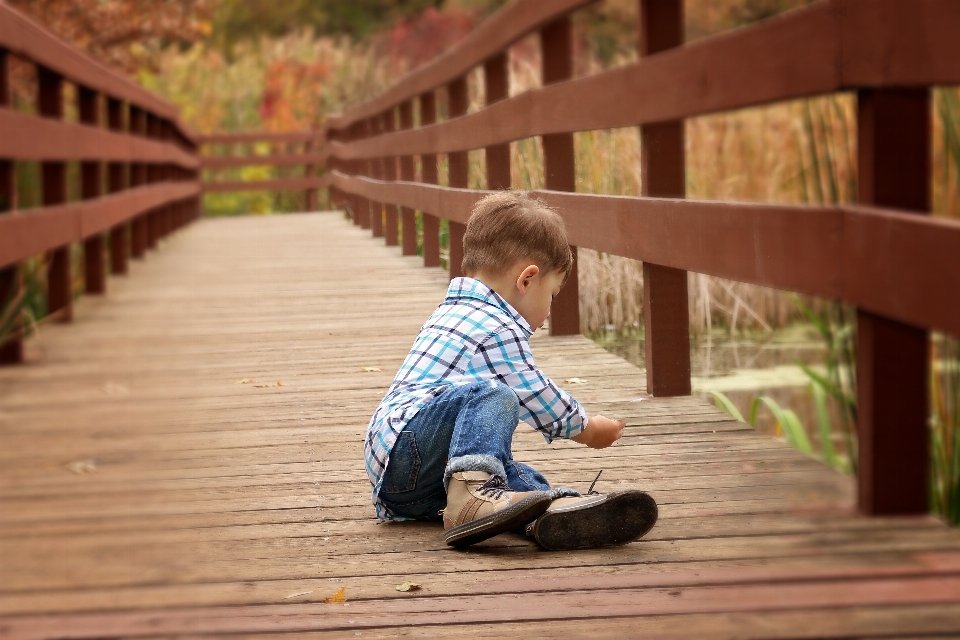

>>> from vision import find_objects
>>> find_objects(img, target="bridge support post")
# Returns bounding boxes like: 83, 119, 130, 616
484, 52, 511, 191
106, 99, 129, 275
639, 0, 691, 396
79, 86, 106, 295
0, 47, 23, 364
369, 116, 385, 238
447, 77, 469, 280
856, 88, 930, 515
399, 100, 418, 256
130, 107, 148, 259
382, 110, 399, 247
541, 16, 579, 336
39, 67, 72, 322
419, 91, 441, 268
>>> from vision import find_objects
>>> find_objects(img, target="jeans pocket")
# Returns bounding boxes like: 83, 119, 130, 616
385, 431, 421, 493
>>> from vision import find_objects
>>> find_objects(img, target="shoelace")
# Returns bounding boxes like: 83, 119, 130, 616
477, 474, 509, 499
587, 469, 603, 495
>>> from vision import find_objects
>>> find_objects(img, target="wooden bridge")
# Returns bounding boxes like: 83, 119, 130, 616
2, 1, 960, 637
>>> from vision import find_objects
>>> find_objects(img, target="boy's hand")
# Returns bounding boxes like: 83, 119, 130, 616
571, 415, 625, 449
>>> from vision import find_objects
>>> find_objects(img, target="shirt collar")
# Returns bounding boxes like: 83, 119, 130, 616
446, 277, 533, 337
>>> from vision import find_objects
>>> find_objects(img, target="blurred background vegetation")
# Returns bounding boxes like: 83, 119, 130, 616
3, 0, 959, 523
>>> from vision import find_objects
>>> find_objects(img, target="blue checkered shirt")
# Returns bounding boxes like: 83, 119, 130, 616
364, 277, 588, 520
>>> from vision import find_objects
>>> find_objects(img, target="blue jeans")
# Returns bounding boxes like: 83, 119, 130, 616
378, 380, 555, 522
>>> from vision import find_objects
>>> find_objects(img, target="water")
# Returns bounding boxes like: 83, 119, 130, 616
592, 325, 835, 446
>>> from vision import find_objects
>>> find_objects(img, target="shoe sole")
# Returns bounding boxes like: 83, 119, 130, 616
445, 492, 553, 548
533, 491, 658, 551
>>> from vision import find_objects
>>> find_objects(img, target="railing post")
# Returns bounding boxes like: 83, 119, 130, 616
0, 47, 23, 364
357, 120, 372, 230
383, 109, 399, 247
484, 52, 510, 191
398, 100, 418, 256
348, 123, 366, 226
129, 106, 148, 259
639, 0, 691, 396
447, 77, 469, 280
541, 17, 579, 336
419, 91, 441, 268
856, 88, 931, 515
79, 86, 106, 295
305, 137, 317, 213
369, 117, 385, 238
38, 66, 71, 322
145, 114, 161, 248
107, 97, 128, 275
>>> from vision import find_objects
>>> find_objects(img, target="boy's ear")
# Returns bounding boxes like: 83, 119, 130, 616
515, 264, 540, 294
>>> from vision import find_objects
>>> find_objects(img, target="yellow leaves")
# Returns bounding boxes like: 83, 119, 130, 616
324, 586, 347, 603
360, 367, 382, 372
395, 582, 421, 592
66, 459, 98, 474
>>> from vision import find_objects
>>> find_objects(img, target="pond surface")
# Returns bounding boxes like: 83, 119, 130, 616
592, 325, 840, 452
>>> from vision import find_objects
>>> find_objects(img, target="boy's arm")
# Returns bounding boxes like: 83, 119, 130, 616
572, 415, 625, 449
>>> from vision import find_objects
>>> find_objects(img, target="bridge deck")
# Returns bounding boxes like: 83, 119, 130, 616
2, 212, 960, 639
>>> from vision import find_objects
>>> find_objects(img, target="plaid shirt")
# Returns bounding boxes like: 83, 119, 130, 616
365, 277, 588, 520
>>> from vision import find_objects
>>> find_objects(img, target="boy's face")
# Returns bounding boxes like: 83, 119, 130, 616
511, 266, 566, 331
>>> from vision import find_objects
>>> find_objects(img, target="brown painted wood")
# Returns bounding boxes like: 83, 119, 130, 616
639, 0, 690, 397
447, 77, 469, 280
107, 99, 129, 276
328, 175, 960, 337
38, 67, 72, 322
0, 183, 200, 268
0, 47, 21, 364
483, 52, 510, 191
201, 177, 330, 193
200, 153, 328, 170
325, 0, 595, 130
78, 86, 106, 295
856, 88, 930, 516
541, 16, 579, 337
0, 4, 186, 125
398, 101, 417, 256
382, 110, 399, 247
419, 91, 441, 268
369, 117, 384, 238
197, 131, 325, 145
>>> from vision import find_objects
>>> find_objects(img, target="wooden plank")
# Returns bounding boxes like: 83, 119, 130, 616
197, 131, 326, 145
200, 153, 328, 169
201, 177, 330, 193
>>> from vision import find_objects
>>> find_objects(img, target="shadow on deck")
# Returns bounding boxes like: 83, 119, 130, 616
1, 212, 959, 639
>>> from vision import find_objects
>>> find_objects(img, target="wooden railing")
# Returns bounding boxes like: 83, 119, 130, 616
0, 3, 200, 362
198, 131, 328, 211
322, 0, 960, 517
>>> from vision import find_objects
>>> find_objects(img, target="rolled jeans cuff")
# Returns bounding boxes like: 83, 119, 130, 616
443, 454, 507, 492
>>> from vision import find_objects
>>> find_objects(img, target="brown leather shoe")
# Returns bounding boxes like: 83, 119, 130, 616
530, 490, 658, 551
443, 472, 552, 548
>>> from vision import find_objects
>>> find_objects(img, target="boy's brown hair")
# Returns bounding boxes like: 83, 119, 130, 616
461, 191, 573, 279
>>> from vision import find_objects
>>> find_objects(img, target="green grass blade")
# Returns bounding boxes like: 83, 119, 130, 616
709, 391, 745, 423
757, 395, 813, 455
811, 383, 840, 471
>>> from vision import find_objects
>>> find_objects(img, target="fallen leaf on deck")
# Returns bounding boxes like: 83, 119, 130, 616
395, 582, 421, 592
103, 383, 129, 396
254, 384, 271, 388
282, 590, 313, 599
324, 587, 347, 603
360, 367, 382, 372
277, 381, 284, 387
565, 378, 587, 384
235, 378, 253, 384
66, 459, 98, 474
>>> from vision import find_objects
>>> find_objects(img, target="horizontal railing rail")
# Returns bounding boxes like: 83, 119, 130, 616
0, 3, 201, 363
320, 0, 960, 518
198, 132, 326, 206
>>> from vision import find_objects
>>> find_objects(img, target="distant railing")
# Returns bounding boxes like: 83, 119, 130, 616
0, 3, 201, 362
198, 131, 328, 211
322, 0, 960, 517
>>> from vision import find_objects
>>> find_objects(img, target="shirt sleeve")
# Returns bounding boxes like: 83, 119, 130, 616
475, 326, 588, 442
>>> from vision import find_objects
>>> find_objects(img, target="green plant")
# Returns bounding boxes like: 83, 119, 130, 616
931, 334, 960, 525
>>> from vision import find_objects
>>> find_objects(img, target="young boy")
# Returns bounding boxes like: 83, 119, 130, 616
365, 191, 657, 550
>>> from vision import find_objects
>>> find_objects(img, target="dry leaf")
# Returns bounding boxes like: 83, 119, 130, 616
277, 381, 284, 387
66, 459, 98, 474
254, 384, 271, 388
103, 382, 129, 396
282, 590, 313, 600
565, 378, 587, 385
324, 586, 347, 603
360, 367, 382, 372
235, 378, 253, 384
395, 582, 421, 592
